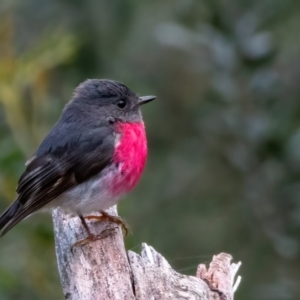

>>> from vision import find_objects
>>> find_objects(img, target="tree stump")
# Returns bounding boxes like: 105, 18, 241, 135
52, 206, 241, 300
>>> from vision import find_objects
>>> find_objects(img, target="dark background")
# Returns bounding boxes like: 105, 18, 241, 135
0, 1, 300, 299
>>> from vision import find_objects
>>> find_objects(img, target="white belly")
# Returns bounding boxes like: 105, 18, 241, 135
49, 164, 125, 215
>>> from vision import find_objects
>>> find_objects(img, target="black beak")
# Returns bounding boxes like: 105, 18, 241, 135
139, 95, 156, 105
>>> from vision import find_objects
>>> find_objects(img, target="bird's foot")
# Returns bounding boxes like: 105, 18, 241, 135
71, 227, 117, 253
85, 210, 129, 236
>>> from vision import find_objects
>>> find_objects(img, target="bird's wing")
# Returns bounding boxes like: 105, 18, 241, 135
0, 126, 115, 237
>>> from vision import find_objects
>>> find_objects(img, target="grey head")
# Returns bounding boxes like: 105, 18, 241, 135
62, 79, 156, 125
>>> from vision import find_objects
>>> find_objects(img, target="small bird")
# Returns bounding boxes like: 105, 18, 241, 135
0, 79, 155, 247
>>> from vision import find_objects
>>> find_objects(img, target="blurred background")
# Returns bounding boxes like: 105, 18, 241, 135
0, 0, 300, 299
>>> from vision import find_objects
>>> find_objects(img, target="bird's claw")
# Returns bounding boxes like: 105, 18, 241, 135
85, 211, 129, 237
71, 227, 117, 253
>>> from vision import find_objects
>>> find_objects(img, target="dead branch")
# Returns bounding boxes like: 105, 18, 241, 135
53, 207, 241, 300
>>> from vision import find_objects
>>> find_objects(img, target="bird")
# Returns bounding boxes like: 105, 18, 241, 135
0, 79, 156, 247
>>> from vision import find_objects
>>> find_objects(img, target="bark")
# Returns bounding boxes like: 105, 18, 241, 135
53, 207, 241, 300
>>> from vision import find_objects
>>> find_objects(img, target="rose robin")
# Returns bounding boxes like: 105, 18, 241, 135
0, 79, 155, 247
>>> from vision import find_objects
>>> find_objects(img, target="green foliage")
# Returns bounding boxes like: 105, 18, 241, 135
0, 1, 300, 299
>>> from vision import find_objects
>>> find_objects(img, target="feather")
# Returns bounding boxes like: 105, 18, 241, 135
0, 124, 115, 237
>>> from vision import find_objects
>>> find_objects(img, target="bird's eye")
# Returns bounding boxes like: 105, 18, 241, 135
116, 100, 126, 108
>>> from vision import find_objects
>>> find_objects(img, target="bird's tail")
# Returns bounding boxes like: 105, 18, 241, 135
0, 201, 20, 237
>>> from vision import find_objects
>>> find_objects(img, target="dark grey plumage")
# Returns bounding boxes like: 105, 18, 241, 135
0, 79, 144, 237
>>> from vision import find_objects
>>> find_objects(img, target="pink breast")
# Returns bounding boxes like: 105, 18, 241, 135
111, 122, 148, 195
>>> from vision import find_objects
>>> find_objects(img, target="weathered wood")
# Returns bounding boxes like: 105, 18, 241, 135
128, 244, 210, 299
52, 207, 135, 300
197, 253, 242, 300
129, 244, 241, 300
53, 207, 241, 300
